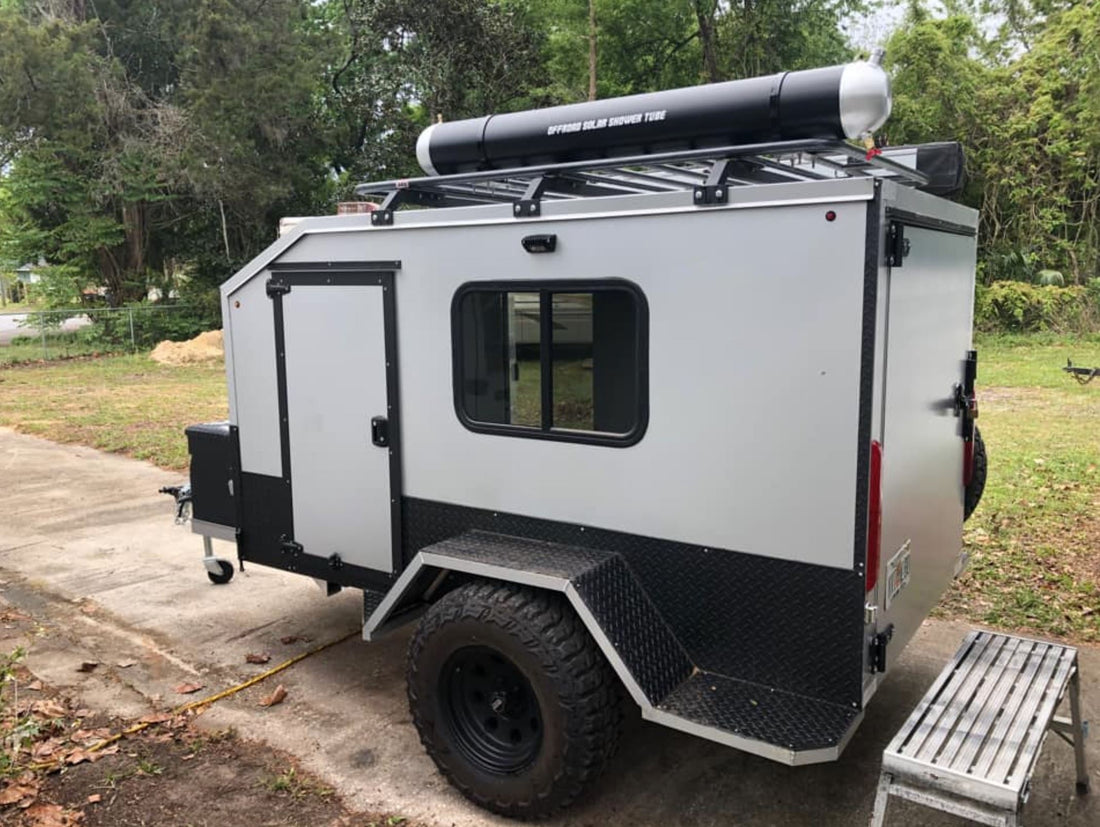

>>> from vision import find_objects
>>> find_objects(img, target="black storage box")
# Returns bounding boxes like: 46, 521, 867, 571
185, 422, 238, 530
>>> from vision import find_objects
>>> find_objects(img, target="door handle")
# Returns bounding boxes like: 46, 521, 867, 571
370, 416, 389, 447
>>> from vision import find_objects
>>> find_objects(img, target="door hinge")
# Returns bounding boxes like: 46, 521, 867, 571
266, 279, 291, 298
870, 624, 894, 673
886, 222, 910, 267
278, 535, 303, 556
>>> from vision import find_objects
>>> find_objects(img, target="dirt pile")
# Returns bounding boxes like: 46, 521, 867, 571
149, 329, 223, 366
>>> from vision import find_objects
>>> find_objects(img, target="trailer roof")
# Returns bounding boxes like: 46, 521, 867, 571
353, 138, 932, 224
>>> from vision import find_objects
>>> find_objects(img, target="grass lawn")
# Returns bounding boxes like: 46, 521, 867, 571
0, 331, 131, 366
0, 336, 1097, 641
0, 355, 227, 470
939, 333, 1100, 641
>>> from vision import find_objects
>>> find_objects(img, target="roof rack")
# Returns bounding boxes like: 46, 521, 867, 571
354, 138, 931, 225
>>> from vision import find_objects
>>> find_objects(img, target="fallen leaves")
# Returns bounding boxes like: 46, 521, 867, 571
258, 685, 287, 708
70, 728, 111, 745
31, 700, 67, 720
31, 739, 66, 761
174, 682, 204, 695
0, 777, 39, 807
115, 660, 136, 669
75, 662, 98, 674
26, 680, 43, 692
137, 712, 172, 725
280, 635, 310, 645
62, 745, 119, 766
22, 802, 84, 826
85, 795, 100, 805
245, 653, 271, 665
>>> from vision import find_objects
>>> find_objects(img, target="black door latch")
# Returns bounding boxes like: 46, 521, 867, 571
371, 416, 389, 447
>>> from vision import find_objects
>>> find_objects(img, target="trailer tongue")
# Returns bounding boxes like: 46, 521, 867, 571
170, 55, 982, 818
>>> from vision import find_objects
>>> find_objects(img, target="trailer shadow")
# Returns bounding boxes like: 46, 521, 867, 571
221, 601, 1096, 827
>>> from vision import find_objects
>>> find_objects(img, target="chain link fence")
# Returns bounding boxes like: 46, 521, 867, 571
0, 305, 204, 366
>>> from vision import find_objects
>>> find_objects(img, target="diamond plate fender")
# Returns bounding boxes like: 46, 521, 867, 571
363, 530, 862, 765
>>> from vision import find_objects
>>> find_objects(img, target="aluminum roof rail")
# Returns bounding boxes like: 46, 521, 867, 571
354, 138, 931, 224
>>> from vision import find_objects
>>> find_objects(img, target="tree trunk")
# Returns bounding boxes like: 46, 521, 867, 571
97, 248, 125, 307
694, 0, 720, 83
588, 0, 598, 101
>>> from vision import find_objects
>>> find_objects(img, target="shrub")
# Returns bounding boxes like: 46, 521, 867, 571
75, 305, 216, 350
975, 280, 1100, 333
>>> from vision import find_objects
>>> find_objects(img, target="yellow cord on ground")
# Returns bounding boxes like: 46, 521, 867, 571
28, 628, 359, 772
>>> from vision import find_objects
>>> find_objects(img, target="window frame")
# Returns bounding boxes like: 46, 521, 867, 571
450, 278, 649, 447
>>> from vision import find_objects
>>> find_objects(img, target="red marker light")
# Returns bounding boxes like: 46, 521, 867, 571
866, 440, 883, 593
825, 210, 837, 222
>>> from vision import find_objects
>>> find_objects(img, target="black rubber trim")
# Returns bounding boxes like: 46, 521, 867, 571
380, 272, 404, 574
266, 262, 404, 576
268, 260, 401, 273
854, 187, 880, 575
885, 208, 976, 238
270, 290, 293, 493
539, 292, 553, 431
450, 278, 649, 448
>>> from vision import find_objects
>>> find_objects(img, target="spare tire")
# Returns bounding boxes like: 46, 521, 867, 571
964, 426, 986, 521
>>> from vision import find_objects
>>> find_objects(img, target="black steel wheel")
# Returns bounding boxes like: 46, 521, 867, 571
443, 645, 543, 774
964, 426, 987, 522
407, 580, 622, 819
207, 560, 234, 584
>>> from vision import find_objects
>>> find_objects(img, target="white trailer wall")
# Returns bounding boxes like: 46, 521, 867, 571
224, 181, 875, 571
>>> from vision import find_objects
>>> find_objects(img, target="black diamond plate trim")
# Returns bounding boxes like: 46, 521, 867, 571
420, 531, 693, 704
403, 498, 865, 708
658, 672, 859, 752
422, 530, 613, 579
363, 587, 386, 619
572, 555, 693, 703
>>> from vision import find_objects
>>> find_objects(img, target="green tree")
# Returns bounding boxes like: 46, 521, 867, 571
885, 1, 1100, 284
0, 1, 339, 306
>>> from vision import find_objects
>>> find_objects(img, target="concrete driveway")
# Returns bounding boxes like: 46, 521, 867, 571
0, 426, 1096, 826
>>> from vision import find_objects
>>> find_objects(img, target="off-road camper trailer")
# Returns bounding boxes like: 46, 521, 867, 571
173, 54, 986, 818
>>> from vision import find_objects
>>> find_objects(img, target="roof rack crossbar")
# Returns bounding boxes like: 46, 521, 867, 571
353, 138, 931, 217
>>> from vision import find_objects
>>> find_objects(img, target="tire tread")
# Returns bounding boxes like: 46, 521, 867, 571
407, 580, 623, 819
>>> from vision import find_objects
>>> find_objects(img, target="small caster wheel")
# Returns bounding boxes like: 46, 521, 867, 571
207, 560, 234, 584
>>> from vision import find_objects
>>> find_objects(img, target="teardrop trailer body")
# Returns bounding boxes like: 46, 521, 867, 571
178, 57, 988, 817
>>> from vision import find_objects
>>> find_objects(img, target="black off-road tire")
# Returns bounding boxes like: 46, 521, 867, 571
964, 426, 987, 522
407, 580, 623, 819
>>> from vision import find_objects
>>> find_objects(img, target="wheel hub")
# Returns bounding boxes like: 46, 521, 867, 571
442, 645, 543, 775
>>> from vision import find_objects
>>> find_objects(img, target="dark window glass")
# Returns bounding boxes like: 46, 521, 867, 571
453, 282, 646, 446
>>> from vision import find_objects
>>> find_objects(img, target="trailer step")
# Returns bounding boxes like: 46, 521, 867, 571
657, 672, 860, 753
871, 630, 1089, 826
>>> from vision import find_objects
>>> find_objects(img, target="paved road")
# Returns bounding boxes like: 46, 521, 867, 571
0, 312, 90, 345
0, 426, 1095, 826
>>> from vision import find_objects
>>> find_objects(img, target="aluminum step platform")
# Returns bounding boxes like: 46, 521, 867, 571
365, 530, 862, 765
871, 630, 1090, 826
